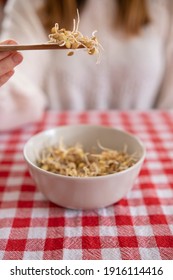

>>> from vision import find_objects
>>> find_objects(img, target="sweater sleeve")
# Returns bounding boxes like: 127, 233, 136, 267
155, 1, 173, 109
0, 0, 50, 131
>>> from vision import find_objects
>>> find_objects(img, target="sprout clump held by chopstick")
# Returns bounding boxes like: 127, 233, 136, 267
48, 10, 103, 63
37, 141, 138, 177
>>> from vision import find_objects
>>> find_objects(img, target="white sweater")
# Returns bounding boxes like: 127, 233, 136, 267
0, 0, 173, 130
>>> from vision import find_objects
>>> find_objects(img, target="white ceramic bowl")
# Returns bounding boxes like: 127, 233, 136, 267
23, 125, 146, 210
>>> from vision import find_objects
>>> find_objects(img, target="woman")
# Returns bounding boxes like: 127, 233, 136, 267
0, 40, 23, 86
0, 0, 173, 130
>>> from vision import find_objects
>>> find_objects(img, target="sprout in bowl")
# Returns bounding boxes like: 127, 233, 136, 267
23, 125, 146, 210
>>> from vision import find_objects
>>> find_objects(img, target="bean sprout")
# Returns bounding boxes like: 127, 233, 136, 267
37, 141, 138, 177
48, 10, 103, 63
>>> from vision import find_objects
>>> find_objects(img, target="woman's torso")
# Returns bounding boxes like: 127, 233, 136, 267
45, 0, 170, 110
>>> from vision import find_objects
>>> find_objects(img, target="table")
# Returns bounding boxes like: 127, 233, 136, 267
0, 110, 173, 260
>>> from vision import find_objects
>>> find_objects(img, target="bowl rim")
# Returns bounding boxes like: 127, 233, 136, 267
23, 124, 146, 181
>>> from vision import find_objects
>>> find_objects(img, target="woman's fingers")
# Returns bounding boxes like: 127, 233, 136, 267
0, 40, 23, 86
0, 70, 15, 87
0, 40, 17, 60
0, 52, 23, 76
0, 39, 17, 45
0, 39, 23, 75
0, 51, 11, 60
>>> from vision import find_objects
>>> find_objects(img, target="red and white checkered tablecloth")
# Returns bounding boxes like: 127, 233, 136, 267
0, 110, 173, 260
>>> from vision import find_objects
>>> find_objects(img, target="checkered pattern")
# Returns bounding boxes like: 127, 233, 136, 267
0, 110, 173, 260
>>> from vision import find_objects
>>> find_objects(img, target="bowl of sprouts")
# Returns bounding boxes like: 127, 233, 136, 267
23, 125, 146, 210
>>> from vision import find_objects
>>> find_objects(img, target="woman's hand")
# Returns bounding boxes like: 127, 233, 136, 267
0, 40, 23, 87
